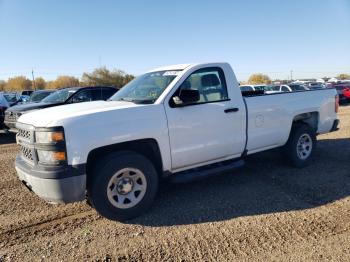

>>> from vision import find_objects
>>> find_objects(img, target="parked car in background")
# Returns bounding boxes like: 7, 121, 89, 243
240, 85, 255, 92
331, 81, 350, 102
28, 89, 56, 103
16, 95, 31, 104
12, 90, 55, 106
240, 85, 270, 92
272, 84, 309, 92
307, 83, 326, 90
1, 92, 19, 129
240, 85, 280, 94
3, 93, 19, 106
4, 86, 117, 131
0, 93, 10, 129
250, 85, 266, 91
19, 90, 34, 97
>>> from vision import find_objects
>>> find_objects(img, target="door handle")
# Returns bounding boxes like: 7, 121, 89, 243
224, 108, 239, 113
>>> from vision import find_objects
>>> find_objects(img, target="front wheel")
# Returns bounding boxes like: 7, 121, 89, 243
284, 124, 316, 168
88, 151, 159, 221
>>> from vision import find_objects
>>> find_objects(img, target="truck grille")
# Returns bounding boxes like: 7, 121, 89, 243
20, 145, 34, 161
16, 123, 35, 164
17, 128, 32, 141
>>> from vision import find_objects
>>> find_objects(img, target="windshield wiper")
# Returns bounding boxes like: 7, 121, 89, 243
117, 98, 136, 103
116, 98, 155, 104
127, 99, 155, 104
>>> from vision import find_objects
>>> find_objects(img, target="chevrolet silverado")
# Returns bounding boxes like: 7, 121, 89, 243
14, 63, 339, 220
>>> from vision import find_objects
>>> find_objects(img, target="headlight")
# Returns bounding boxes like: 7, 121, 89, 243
35, 131, 64, 143
37, 150, 66, 164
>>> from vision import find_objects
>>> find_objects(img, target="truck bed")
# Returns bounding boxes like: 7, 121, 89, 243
244, 88, 337, 154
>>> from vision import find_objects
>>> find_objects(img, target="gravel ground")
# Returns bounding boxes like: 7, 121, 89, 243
0, 106, 349, 261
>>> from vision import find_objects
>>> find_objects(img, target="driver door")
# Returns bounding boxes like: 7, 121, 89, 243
164, 67, 246, 171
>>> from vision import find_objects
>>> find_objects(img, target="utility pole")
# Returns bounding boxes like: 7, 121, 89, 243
32, 69, 36, 90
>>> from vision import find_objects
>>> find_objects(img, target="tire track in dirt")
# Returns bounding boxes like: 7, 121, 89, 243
0, 210, 99, 247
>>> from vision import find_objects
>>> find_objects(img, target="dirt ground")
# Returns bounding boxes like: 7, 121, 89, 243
0, 106, 349, 261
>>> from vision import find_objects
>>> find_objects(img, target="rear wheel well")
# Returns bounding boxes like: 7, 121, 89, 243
86, 139, 163, 187
292, 112, 318, 133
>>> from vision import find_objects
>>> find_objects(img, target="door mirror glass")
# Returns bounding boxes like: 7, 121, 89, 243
173, 89, 200, 105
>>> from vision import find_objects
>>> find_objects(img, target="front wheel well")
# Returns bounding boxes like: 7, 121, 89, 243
86, 139, 163, 186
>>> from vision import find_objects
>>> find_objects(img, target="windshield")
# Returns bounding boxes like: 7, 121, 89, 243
253, 85, 266, 91
289, 84, 307, 91
240, 86, 254, 92
270, 86, 280, 91
30, 91, 53, 102
262, 85, 277, 91
3, 94, 17, 103
42, 89, 76, 103
109, 70, 181, 103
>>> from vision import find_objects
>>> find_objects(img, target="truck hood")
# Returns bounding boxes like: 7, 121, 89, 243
18, 100, 142, 127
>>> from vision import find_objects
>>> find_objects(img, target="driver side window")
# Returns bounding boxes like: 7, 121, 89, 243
176, 67, 228, 105
72, 89, 93, 103
281, 86, 290, 92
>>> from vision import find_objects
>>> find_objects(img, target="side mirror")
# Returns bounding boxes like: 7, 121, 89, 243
173, 89, 200, 106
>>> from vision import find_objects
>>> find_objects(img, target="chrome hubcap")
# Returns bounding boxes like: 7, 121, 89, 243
296, 133, 312, 160
117, 177, 134, 195
107, 168, 147, 209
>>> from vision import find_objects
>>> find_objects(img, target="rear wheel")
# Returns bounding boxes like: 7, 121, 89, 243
284, 124, 316, 168
88, 151, 159, 221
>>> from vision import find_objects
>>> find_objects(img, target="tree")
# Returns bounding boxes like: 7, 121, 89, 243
47, 75, 80, 89
336, 74, 350, 80
247, 74, 271, 85
0, 80, 6, 91
5, 76, 32, 91
34, 77, 46, 90
82, 67, 134, 88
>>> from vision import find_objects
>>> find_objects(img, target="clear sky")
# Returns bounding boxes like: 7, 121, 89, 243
0, 0, 349, 81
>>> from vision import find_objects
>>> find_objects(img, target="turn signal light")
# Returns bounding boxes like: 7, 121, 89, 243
54, 151, 66, 161
51, 132, 64, 142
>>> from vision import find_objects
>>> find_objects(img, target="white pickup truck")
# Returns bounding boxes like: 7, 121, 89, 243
15, 62, 339, 221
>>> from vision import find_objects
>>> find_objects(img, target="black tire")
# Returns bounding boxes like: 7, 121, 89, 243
87, 151, 159, 221
284, 124, 316, 168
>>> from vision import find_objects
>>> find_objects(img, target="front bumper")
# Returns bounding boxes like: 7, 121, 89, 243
4, 111, 19, 130
4, 120, 17, 130
15, 155, 86, 203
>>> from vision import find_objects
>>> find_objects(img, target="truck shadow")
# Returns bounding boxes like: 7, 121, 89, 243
131, 137, 350, 226
0, 132, 16, 145
339, 100, 350, 106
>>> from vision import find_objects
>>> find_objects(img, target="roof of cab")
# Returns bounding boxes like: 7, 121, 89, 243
147, 63, 193, 73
